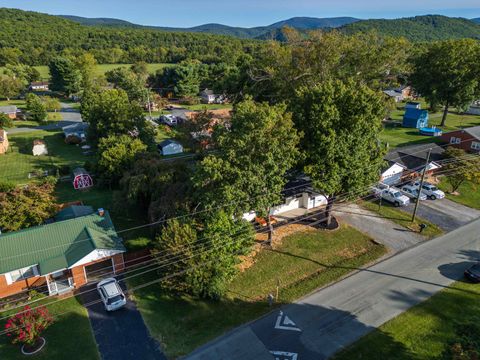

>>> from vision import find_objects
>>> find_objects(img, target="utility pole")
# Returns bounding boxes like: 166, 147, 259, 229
412, 148, 431, 223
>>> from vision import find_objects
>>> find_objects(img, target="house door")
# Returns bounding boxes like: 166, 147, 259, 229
84, 259, 114, 283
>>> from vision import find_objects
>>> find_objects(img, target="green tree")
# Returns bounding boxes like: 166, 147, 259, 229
443, 147, 480, 193
97, 134, 147, 185
292, 80, 386, 226
43, 96, 61, 112
75, 53, 97, 92
49, 56, 81, 96
195, 97, 299, 242
151, 63, 202, 98
0, 47, 22, 66
105, 67, 147, 102
0, 75, 23, 101
0, 180, 57, 232
26, 93, 47, 122
81, 89, 154, 146
2, 64, 41, 86
411, 39, 480, 126
0, 113, 13, 128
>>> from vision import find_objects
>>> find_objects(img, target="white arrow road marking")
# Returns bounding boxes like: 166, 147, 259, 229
274, 311, 301, 331
270, 350, 298, 360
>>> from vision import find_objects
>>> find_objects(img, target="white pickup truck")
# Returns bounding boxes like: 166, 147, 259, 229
412, 181, 445, 200
371, 184, 411, 207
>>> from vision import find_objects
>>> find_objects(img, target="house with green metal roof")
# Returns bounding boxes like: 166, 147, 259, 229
0, 208, 126, 298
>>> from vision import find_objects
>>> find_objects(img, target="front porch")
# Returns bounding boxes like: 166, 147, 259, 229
46, 270, 75, 296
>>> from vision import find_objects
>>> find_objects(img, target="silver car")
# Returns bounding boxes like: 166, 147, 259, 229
97, 278, 127, 311
401, 185, 427, 201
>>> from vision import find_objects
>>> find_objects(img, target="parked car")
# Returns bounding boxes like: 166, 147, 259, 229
97, 278, 127, 311
159, 114, 179, 126
377, 187, 410, 207
400, 184, 427, 201
464, 263, 480, 283
412, 182, 445, 200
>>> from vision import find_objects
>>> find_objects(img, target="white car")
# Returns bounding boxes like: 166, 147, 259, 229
412, 182, 445, 200
400, 185, 427, 201
379, 187, 410, 207
97, 278, 127, 311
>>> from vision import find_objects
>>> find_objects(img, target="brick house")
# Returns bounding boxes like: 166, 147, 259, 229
0, 207, 126, 299
440, 126, 480, 153
0, 129, 8, 154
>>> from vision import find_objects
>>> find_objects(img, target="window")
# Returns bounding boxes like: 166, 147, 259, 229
5, 265, 39, 285
472, 142, 480, 151
450, 137, 461, 144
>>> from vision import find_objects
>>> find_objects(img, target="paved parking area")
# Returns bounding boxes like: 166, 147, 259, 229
401, 198, 480, 232
78, 281, 166, 360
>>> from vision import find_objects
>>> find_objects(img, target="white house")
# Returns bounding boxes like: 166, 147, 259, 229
29, 81, 49, 91
380, 163, 407, 185
32, 139, 48, 156
200, 89, 216, 104
383, 90, 403, 103
158, 139, 183, 156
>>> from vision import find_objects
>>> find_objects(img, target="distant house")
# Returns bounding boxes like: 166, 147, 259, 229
29, 81, 49, 91
158, 139, 183, 156
405, 101, 421, 110
381, 143, 445, 185
200, 89, 216, 104
440, 125, 480, 153
0, 106, 17, 120
383, 90, 403, 103
32, 139, 48, 156
0, 207, 125, 298
63, 123, 88, 144
394, 85, 414, 99
403, 108, 428, 128
0, 129, 8, 155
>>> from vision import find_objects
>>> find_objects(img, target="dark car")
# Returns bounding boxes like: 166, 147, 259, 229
464, 263, 480, 283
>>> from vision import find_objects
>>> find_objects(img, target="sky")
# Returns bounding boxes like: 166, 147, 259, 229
0, 0, 479, 28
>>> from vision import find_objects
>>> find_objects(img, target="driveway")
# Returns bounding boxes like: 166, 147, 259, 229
186, 218, 480, 360
79, 281, 166, 360
334, 203, 425, 252
401, 198, 480, 232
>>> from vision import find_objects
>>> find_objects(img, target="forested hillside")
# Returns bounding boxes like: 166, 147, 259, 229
0, 8, 263, 65
340, 15, 480, 41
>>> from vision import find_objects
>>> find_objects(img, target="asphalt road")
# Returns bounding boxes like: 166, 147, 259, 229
187, 218, 480, 360
402, 198, 480, 232
79, 281, 166, 360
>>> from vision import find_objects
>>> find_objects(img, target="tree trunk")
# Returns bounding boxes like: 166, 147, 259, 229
325, 195, 336, 226
440, 102, 449, 127
266, 208, 274, 246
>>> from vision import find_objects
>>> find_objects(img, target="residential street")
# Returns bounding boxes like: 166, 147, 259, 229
187, 218, 480, 360
79, 281, 166, 360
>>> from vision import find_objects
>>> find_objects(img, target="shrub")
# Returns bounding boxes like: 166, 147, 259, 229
0, 180, 16, 193
125, 237, 152, 251
5, 305, 53, 347
59, 165, 70, 176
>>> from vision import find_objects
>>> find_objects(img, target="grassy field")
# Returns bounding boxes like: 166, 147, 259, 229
0, 297, 99, 360
0, 99, 27, 110
334, 280, 480, 360
128, 224, 386, 358
180, 104, 233, 111
438, 178, 480, 210
7, 63, 173, 80
381, 101, 480, 148
0, 130, 89, 184
360, 199, 443, 239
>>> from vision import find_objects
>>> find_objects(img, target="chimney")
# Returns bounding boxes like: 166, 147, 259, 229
98, 208, 105, 217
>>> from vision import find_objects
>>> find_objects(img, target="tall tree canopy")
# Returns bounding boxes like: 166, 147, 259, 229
411, 39, 480, 126
48, 56, 81, 96
292, 80, 386, 225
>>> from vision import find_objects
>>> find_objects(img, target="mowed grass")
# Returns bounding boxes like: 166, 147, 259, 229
0, 297, 99, 360
180, 104, 233, 111
381, 101, 480, 148
334, 281, 480, 360
8, 63, 173, 80
0, 130, 88, 184
359, 199, 443, 239
438, 178, 480, 210
128, 224, 386, 358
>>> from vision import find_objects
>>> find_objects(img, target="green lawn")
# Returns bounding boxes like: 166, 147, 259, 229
334, 280, 480, 360
128, 224, 387, 358
0, 130, 89, 184
8, 63, 173, 80
381, 101, 480, 148
438, 178, 480, 210
0, 297, 99, 360
0, 99, 27, 110
180, 104, 233, 111
359, 199, 443, 239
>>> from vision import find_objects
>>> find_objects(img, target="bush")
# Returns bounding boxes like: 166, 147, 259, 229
179, 96, 200, 105
0, 180, 16, 193
5, 305, 53, 347
125, 237, 152, 251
